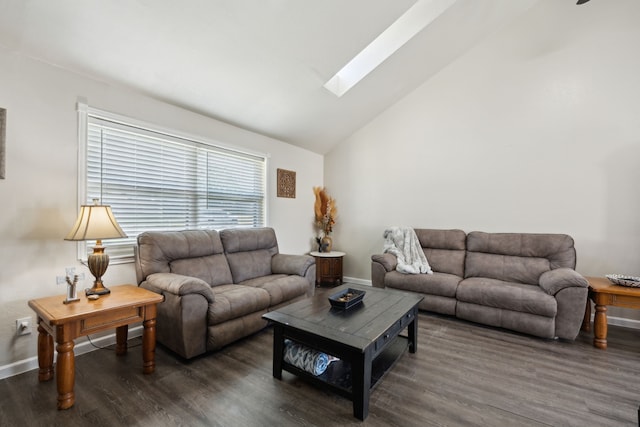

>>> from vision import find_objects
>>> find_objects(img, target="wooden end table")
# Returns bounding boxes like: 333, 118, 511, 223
28, 284, 164, 409
310, 251, 345, 287
581, 276, 640, 349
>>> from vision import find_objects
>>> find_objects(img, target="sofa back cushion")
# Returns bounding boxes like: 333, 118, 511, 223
465, 231, 577, 285
220, 227, 279, 283
137, 230, 233, 286
414, 229, 466, 277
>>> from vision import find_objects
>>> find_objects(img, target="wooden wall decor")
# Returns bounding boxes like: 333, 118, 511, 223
0, 108, 5, 179
277, 168, 296, 198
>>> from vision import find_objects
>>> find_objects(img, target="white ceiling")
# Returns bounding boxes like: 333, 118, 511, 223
0, 0, 542, 154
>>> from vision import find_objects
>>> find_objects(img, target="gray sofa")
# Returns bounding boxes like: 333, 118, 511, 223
371, 229, 588, 340
135, 227, 315, 359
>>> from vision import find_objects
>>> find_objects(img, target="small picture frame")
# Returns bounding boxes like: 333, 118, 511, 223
277, 168, 296, 198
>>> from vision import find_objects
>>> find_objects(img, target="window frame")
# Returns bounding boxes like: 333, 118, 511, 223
75, 102, 270, 263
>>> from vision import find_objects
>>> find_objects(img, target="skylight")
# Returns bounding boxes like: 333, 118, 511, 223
324, 0, 457, 97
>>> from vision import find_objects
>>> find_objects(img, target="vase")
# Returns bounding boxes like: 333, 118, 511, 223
321, 236, 333, 253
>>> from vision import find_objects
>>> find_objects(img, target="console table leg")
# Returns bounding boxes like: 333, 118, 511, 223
593, 303, 608, 349
55, 338, 75, 410
142, 317, 156, 374
37, 322, 53, 382
116, 325, 128, 356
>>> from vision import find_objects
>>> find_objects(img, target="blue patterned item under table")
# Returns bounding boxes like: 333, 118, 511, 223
283, 339, 338, 376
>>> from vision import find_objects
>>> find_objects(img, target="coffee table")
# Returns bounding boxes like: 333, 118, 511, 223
581, 276, 640, 349
263, 284, 423, 420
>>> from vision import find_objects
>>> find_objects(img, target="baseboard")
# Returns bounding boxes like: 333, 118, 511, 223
343, 276, 372, 286
602, 315, 640, 330
0, 325, 143, 381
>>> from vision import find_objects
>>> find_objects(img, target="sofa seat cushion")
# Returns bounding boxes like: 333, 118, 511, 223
384, 271, 461, 298
239, 274, 309, 306
208, 285, 271, 325
457, 278, 557, 318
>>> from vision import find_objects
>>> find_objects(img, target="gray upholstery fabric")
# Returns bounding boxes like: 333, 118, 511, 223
539, 268, 588, 295
554, 286, 589, 339
239, 274, 309, 306
385, 271, 460, 298
136, 227, 315, 359
415, 229, 466, 277
370, 228, 588, 340
221, 228, 279, 283
137, 229, 224, 279
456, 301, 556, 338
457, 277, 556, 317
144, 272, 215, 303
207, 311, 268, 351
465, 252, 550, 285
208, 284, 271, 325
272, 253, 315, 277
466, 232, 576, 269
170, 254, 233, 287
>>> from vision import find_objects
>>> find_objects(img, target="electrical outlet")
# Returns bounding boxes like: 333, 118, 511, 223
65, 267, 76, 277
16, 317, 31, 336
56, 276, 66, 285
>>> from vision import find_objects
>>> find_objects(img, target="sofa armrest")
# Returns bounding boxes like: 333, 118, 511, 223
371, 253, 398, 272
143, 272, 215, 303
539, 268, 588, 296
272, 254, 315, 277
371, 253, 398, 288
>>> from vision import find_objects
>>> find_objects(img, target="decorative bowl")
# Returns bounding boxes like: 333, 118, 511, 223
328, 288, 366, 310
606, 274, 640, 288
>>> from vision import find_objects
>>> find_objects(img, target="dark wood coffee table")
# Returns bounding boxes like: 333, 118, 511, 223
263, 284, 423, 420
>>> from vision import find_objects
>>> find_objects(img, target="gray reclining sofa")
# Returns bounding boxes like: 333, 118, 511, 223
135, 227, 315, 359
371, 229, 588, 340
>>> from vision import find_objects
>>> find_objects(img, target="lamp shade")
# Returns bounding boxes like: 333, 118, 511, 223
65, 201, 127, 241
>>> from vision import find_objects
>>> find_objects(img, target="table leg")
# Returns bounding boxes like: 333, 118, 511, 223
581, 297, 592, 332
55, 336, 75, 410
272, 325, 284, 380
142, 316, 157, 374
351, 351, 372, 421
37, 321, 53, 382
593, 303, 608, 349
116, 325, 128, 356
408, 319, 418, 354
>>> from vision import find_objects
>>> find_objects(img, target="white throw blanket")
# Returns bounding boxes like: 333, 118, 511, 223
383, 226, 433, 275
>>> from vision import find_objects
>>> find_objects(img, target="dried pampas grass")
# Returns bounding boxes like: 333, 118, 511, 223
313, 186, 337, 235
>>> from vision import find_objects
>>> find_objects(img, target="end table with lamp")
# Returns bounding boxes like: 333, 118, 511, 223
29, 284, 164, 410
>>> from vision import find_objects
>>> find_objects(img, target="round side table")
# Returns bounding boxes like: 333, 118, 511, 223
310, 251, 345, 287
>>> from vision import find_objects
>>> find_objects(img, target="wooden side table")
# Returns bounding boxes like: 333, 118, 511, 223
28, 284, 164, 409
310, 251, 345, 287
581, 276, 640, 349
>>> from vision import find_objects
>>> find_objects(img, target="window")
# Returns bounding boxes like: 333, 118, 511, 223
77, 103, 267, 261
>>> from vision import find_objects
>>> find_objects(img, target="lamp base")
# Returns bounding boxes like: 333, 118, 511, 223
85, 286, 111, 296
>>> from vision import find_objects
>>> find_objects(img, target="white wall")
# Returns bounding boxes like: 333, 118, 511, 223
0, 48, 322, 371
325, 1, 640, 318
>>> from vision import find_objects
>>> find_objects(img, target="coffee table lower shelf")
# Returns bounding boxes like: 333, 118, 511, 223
281, 335, 409, 400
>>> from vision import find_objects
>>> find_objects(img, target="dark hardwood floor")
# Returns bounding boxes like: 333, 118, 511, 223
1, 294, 639, 426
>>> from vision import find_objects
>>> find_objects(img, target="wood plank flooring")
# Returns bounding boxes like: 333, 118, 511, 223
1, 296, 639, 426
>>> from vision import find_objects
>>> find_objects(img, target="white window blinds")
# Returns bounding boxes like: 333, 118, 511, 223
82, 110, 266, 260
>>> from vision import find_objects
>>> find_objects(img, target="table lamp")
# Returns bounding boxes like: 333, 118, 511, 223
65, 199, 127, 296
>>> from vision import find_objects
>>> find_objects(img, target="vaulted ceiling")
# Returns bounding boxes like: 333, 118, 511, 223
1, 1, 552, 153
